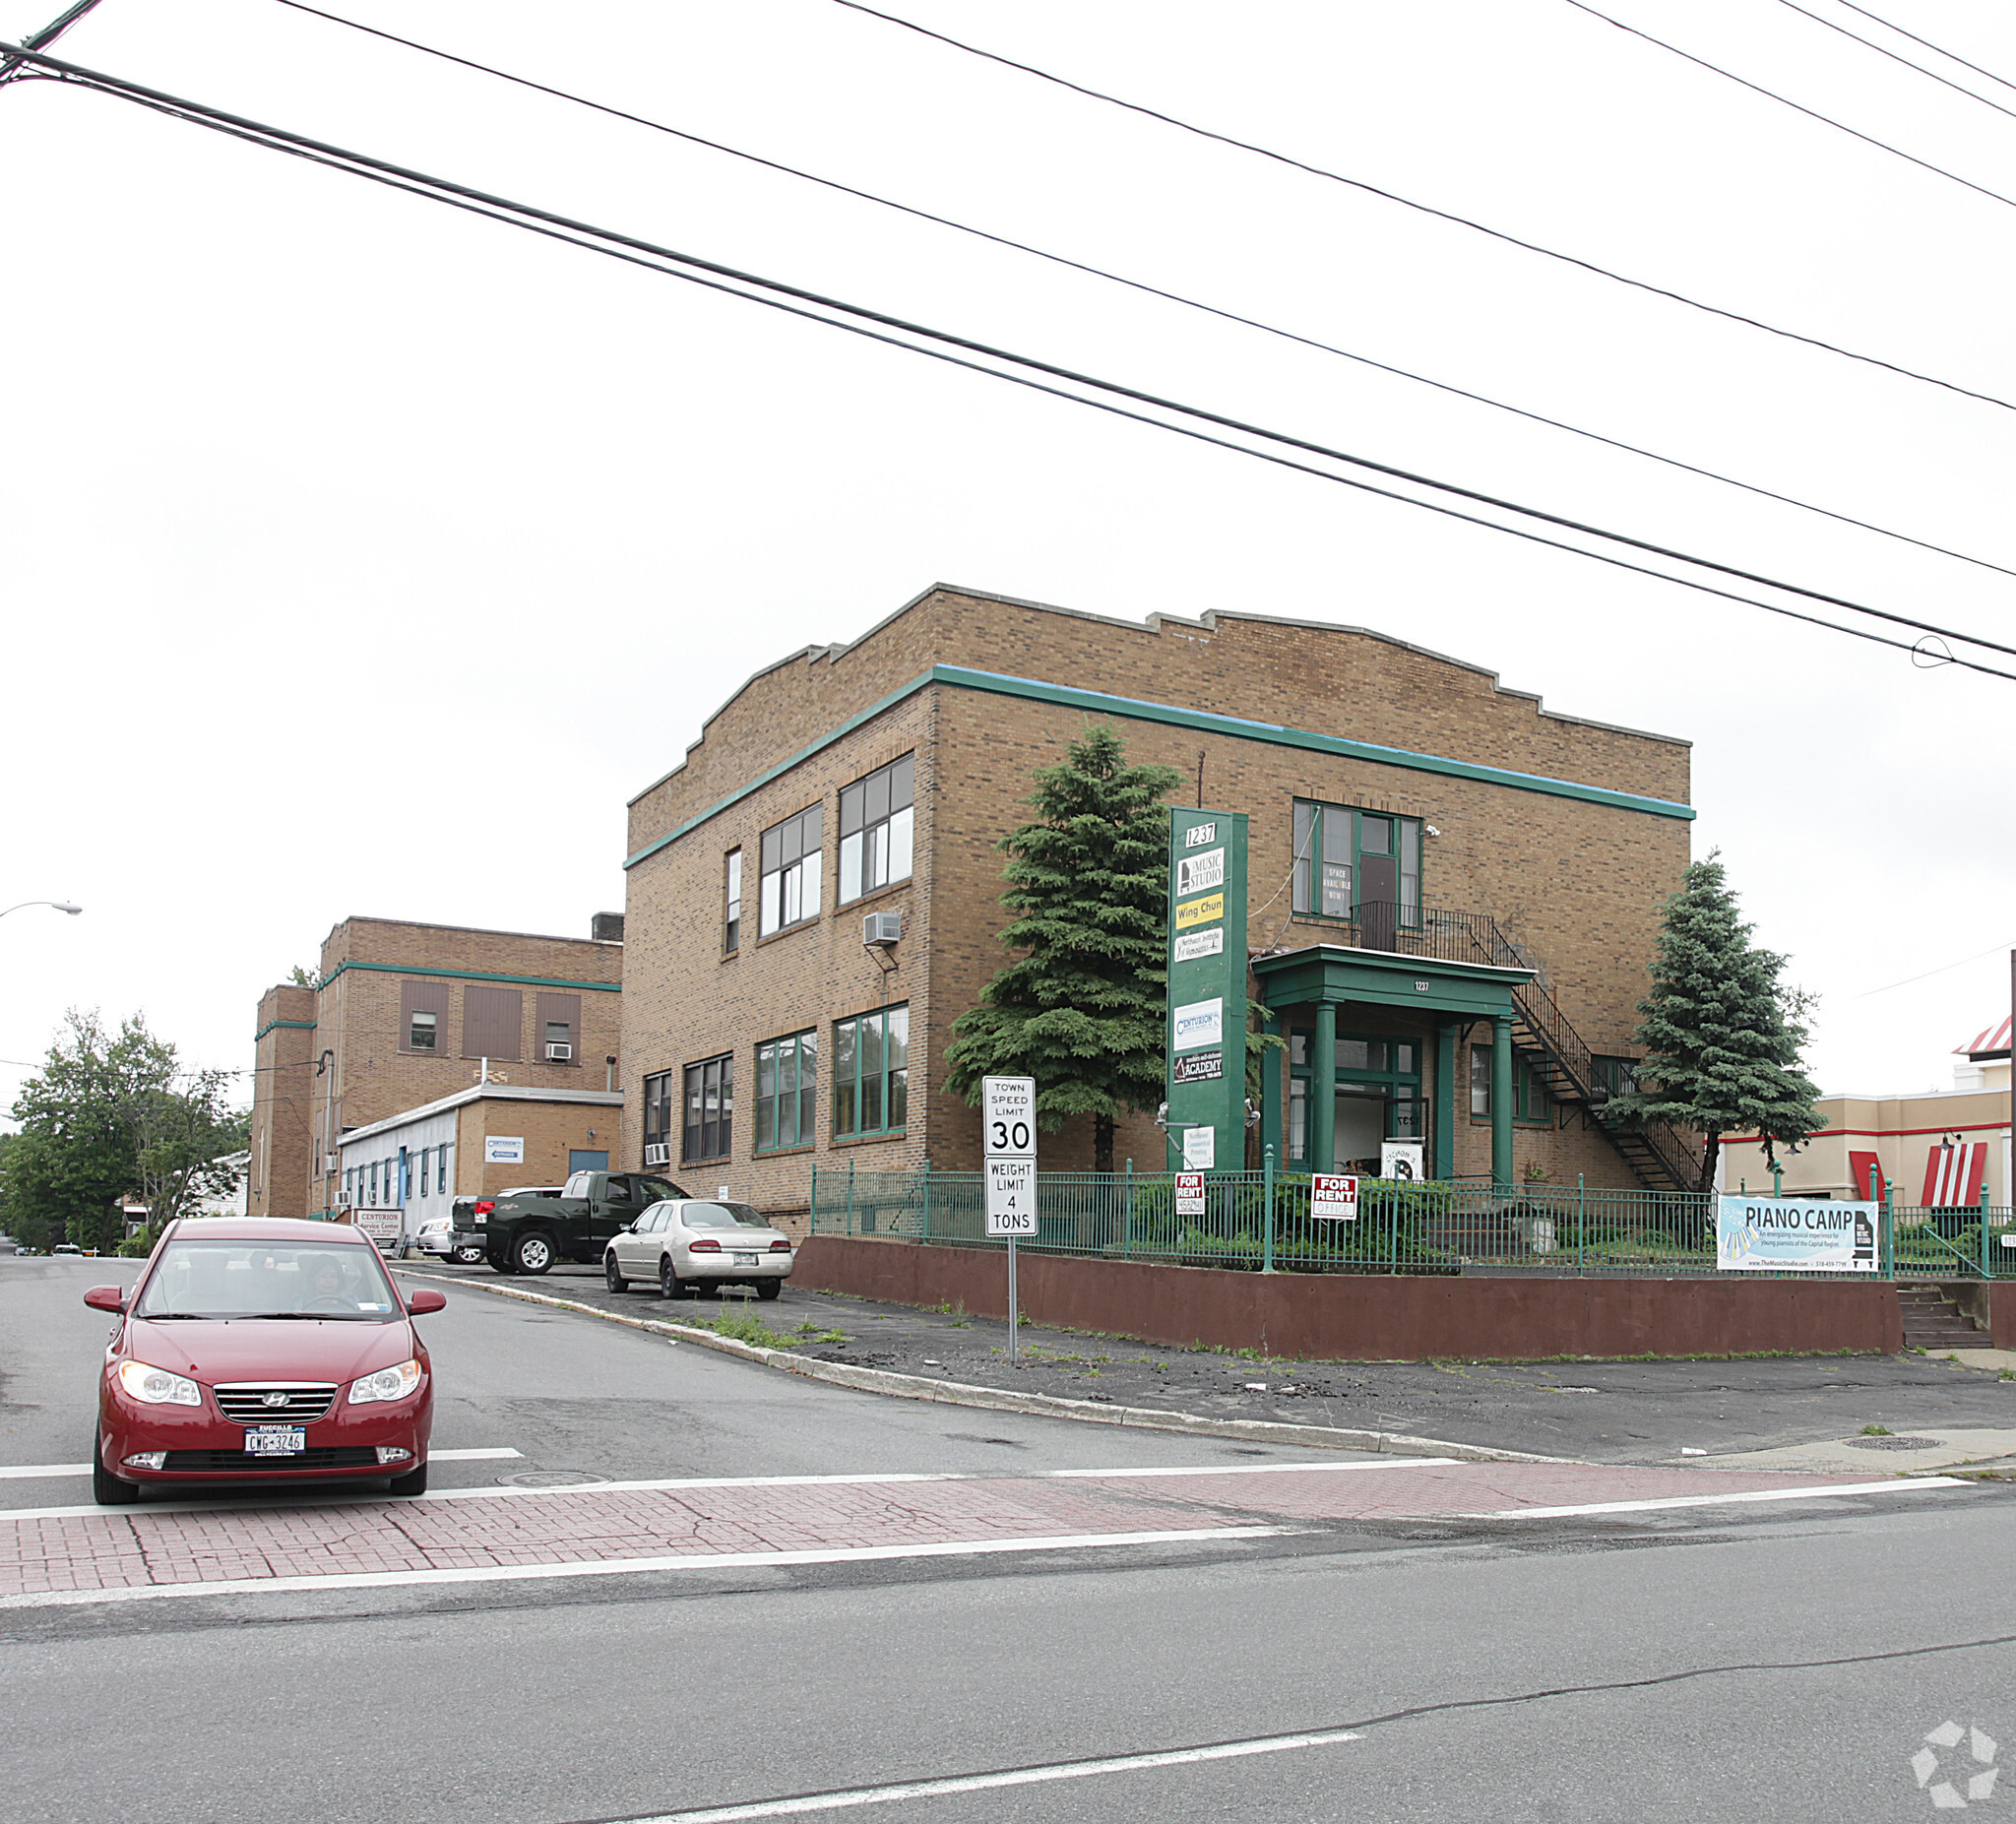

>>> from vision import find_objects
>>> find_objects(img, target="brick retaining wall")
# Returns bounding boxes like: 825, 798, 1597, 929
795, 1235, 1907, 1359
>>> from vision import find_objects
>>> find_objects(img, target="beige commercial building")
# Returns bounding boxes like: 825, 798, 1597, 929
1723, 1017, 2012, 1206
619, 585, 1698, 1215
249, 914, 624, 1219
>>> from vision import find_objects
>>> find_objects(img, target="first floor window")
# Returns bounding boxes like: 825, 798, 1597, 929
1472, 1045, 1550, 1121
683, 1054, 733, 1161
833, 1004, 909, 1137
1591, 1055, 1639, 1101
755, 1031, 818, 1151
438, 1143, 450, 1195
643, 1072, 672, 1161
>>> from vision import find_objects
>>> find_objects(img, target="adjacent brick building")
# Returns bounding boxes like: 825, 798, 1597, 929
248, 914, 625, 1219
620, 585, 1697, 1216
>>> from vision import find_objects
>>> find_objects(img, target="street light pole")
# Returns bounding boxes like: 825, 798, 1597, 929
0, 900, 83, 921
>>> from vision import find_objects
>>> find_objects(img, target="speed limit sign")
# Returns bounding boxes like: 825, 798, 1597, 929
981, 1076, 1037, 1159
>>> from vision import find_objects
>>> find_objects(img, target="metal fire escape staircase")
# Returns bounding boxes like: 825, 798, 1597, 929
1396, 907, 1700, 1193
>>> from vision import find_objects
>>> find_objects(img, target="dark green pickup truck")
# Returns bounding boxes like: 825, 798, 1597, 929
457, 1169, 688, 1275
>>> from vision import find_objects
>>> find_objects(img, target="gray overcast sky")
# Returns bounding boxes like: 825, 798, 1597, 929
2, 0, 2011, 1112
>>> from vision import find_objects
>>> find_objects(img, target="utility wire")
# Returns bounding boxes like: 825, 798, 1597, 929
0, 0, 105, 84
1835, 1, 2016, 97
269, 0, 2016, 587
824, 0, 2016, 414
1773, 0, 2016, 122
1561, 0, 2016, 212
12, 40, 2016, 682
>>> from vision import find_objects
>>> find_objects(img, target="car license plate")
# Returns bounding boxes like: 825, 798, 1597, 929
733, 1252, 759, 1267
244, 1426, 306, 1456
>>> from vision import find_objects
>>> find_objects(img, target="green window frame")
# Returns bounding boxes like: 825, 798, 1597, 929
833, 1004, 909, 1137
1286, 1030, 1425, 1165
754, 1030, 818, 1152
1470, 1045, 1552, 1124
1291, 800, 1421, 924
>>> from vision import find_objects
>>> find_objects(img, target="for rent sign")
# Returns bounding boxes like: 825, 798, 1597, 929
1716, 1197, 1878, 1273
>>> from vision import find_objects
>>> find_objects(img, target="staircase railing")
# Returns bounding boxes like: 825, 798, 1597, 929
1350, 902, 1700, 1192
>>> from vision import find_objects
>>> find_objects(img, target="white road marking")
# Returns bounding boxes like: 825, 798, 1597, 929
0, 1446, 522, 1481
618, 1727, 1365, 1821
0, 1525, 1288, 1608
0, 1456, 1437, 1519
1462, 1477, 1969, 1519
1045, 1458, 1455, 1478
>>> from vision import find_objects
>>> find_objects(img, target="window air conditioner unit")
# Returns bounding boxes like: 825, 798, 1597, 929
862, 912, 902, 946
322, 1154, 339, 1173
546, 1042, 574, 1061
643, 1142, 670, 1167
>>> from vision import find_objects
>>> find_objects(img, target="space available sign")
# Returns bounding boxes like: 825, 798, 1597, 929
1716, 1197, 1878, 1273
1165, 807, 1247, 1175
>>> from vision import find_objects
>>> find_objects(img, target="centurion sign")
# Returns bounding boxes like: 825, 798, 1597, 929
1165, 808, 1248, 1172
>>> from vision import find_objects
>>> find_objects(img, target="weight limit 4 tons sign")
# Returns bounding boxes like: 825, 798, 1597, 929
982, 1075, 1038, 1237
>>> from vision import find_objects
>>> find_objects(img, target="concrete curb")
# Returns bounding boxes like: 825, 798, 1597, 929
392, 1267, 1573, 1466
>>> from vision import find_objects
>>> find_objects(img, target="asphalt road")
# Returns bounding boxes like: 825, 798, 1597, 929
409, 1254, 2016, 1464
4, 1253, 2011, 1824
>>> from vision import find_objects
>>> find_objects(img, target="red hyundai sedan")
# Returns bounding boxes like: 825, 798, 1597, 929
86, 1217, 446, 1506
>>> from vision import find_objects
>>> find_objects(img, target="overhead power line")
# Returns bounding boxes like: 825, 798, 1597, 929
1561, 0, 2016, 213
0, 0, 106, 85
269, 0, 2016, 586
1773, 0, 2016, 122
823, 0, 2016, 414
1834, 1, 2016, 97
8, 38, 2015, 683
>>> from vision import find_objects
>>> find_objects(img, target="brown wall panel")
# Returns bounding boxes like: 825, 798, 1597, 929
794, 1237, 1905, 1360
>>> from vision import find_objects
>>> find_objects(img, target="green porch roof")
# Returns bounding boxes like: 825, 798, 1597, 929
1251, 943, 1533, 1021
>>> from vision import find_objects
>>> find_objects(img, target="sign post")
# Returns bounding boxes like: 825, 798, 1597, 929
982, 1075, 1038, 1361
1165, 808, 1249, 1176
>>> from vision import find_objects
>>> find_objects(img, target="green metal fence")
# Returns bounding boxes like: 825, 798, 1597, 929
806, 1162, 2016, 1281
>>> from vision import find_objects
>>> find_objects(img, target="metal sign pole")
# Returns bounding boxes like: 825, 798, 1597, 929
1007, 1235, 1019, 1361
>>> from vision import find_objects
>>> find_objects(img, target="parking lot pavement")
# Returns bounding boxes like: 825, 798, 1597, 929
0, 1456, 1970, 1605
404, 1256, 2016, 1466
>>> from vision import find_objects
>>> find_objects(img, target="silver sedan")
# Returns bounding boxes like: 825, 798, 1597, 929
603, 1200, 795, 1300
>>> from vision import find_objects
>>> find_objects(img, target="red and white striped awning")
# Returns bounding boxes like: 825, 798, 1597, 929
1956, 1015, 2012, 1058
1922, 1143, 1987, 1208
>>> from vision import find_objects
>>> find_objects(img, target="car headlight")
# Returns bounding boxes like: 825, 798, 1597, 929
116, 1360, 201, 1407
347, 1359, 422, 1405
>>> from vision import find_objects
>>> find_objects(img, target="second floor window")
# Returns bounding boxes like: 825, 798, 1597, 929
755, 1031, 817, 1151
1292, 801, 1421, 925
839, 755, 914, 904
759, 805, 823, 936
834, 1004, 909, 1137
684, 1054, 733, 1161
409, 1010, 438, 1051
724, 849, 742, 954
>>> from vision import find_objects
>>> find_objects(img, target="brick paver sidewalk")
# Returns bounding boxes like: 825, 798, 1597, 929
0, 1461, 1940, 1602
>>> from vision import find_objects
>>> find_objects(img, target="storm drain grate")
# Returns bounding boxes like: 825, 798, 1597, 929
498, 1471, 610, 1487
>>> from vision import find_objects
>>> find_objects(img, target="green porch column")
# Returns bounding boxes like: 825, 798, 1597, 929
1312, 999, 1337, 1173
1260, 1011, 1285, 1167
1490, 1016, 1514, 1189
1434, 1023, 1458, 1181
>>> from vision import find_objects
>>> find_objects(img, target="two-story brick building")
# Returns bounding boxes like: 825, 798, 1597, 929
619, 585, 1697, 1215
248, 914, 625, 1219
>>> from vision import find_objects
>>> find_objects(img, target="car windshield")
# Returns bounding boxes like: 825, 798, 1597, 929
680, 1202, 770, 1230
133, 1239, 402, 1321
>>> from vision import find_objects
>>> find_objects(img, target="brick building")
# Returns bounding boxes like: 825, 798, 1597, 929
619, 586, 1697, 1215
248, 914, 625, 1219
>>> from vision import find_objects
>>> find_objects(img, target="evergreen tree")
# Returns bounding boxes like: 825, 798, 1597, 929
1608, 854, 1822, 1191
945, 725, 1183, 1172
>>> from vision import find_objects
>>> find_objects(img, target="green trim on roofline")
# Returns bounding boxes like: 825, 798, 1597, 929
623, 664, 1693, 867
253, 1019, 317, 1041
313, 961, 621, 993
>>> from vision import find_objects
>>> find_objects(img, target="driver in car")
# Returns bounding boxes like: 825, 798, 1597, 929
297, 1255, 356, 1311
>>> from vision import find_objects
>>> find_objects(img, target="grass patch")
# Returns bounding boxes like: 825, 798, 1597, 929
1859, 1423, 1893, 1436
